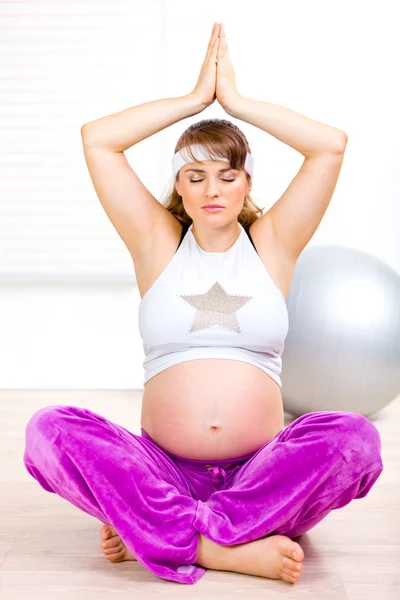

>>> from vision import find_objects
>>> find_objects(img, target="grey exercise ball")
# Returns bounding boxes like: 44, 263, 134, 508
281, 246, 400, 418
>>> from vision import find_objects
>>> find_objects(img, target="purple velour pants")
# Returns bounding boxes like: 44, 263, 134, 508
22, 405, 383, 585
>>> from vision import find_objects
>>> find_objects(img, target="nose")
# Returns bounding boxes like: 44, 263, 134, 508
205, 178, 222, 197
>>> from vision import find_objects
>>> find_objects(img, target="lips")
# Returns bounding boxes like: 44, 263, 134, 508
203, 205, 224, 208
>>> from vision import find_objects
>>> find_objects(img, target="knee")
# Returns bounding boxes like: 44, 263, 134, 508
334, 412, 383, 469
25, 405, 72, 444
23, 406, 68, 468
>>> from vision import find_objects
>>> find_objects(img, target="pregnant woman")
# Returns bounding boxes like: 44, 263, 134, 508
23, 23, 383, 585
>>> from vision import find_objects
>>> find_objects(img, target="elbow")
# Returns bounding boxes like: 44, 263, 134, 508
339, 131, 348, 150
81, 124, 90, 136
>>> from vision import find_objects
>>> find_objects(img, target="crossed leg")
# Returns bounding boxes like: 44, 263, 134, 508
24, 406, 383, 585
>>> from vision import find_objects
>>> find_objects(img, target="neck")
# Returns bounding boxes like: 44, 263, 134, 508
191, 222, 241, 253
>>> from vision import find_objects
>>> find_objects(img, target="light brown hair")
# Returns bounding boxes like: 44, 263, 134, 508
161, 118, 264, 228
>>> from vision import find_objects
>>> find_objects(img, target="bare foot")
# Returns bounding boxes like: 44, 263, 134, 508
227, 534, 304, 584
199, 534, 304, 584
100, 524, 137, 562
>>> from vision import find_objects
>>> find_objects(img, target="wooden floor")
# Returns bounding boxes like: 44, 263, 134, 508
1, 390, 399, 599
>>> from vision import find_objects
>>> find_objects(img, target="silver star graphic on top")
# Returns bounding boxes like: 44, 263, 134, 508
179, 282, 253, 334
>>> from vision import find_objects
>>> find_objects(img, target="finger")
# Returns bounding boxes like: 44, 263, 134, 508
220, 23, 227, 46
206, 27, 220, 62
218, 27, 228, 57
206, 37, 219, 66
208, 23, 219, 46
204, 25, 216, 59
212, 37, 220, 63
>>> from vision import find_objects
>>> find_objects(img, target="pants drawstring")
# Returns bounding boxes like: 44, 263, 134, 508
205, 464, 236, 489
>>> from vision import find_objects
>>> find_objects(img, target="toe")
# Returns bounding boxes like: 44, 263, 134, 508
104, 544, 122, 555
276, 535, 304, 564
282, 568, 301, 583
106, 548, 126, 562
100, 524, 116, 541
283, 556, 303, 572
291, 543, 304, 561
100, 527, 110, 540
282, 566, 301, 577
101, 535, 120, 549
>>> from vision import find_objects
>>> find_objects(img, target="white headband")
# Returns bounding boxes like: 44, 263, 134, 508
172, 143, 254, 178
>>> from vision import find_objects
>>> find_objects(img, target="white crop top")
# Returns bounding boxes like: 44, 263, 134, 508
138, 221, 289, 387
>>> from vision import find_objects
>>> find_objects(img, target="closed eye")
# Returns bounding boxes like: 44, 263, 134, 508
190, 179, 236, 183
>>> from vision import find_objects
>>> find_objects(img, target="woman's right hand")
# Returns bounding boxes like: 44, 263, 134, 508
190, 23, 220, 109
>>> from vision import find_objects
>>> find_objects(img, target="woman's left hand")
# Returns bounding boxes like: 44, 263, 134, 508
216, 24, 242, 113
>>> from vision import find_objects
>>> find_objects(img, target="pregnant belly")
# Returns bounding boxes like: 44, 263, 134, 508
140, 359, 285, 460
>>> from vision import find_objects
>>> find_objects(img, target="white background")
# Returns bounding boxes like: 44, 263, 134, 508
1, 0, 399, 389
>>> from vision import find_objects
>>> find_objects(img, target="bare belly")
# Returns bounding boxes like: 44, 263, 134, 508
140, 358, 284, 460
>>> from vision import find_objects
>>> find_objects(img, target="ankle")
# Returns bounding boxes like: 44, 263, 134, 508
195, 534, 230, 570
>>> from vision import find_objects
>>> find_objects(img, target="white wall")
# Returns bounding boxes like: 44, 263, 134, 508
1, 0, 399, 389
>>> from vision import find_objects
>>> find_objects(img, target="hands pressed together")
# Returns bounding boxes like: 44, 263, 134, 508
192, 23, 241, 114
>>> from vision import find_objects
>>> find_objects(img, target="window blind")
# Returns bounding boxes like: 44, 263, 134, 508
0, 0, 177, 283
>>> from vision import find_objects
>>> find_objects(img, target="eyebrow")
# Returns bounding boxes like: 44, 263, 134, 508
184, 167, 235, 174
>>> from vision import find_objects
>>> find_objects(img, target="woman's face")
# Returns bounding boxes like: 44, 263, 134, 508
175, 160, 252, 222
